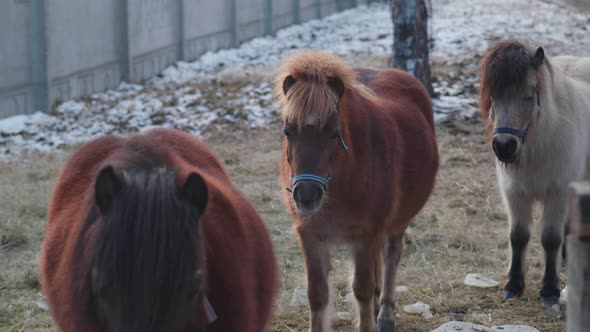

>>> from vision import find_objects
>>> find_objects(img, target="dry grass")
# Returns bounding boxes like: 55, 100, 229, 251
0, 56, 565, 331
0, 117, 565, 332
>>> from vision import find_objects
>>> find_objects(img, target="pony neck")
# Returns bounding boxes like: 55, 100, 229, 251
539, 59, 582, 127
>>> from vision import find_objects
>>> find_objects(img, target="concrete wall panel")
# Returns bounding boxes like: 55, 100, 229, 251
0, 0, 361, 118
0, 0, 31, 89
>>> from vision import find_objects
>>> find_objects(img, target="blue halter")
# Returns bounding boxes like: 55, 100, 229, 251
290, 131, 348, 191
493, 91, 541, 142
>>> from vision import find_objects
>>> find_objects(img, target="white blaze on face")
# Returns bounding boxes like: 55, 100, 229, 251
305, 115, 317, 126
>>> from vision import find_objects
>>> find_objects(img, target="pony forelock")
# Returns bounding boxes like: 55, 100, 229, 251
273, 50, 370, 128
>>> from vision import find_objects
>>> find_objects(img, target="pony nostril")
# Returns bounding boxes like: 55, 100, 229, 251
293, 183, 322, 205
492, 138, 499, 154
506, 138, 517, 154
493, 136, 519, 161
313, 187, 322, 201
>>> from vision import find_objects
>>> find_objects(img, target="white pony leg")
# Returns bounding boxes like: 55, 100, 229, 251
540, 192, 568, 304
502, 189, 533, 300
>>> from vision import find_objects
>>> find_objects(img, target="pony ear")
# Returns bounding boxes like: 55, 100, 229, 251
327, 77, 344, 99
283, 75, 297, 95
182, 172, 208, 214
532, 47, 545, 69
95, 166, 123, 213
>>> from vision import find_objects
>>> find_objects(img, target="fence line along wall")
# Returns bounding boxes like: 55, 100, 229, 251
0, 0, 374, 119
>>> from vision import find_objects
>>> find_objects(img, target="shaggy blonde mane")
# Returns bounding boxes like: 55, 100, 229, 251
273, 50, 371, 128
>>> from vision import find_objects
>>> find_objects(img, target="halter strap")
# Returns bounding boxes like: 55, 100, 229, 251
288, 130, 348, 191
292, 167, 334, 190
493, 125, 530, 138
493, 91, 541, 142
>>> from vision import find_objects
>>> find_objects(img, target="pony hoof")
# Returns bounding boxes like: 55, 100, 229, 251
503, 290, 522, 301
540, 296, 559, 305
377, 318, 395, 332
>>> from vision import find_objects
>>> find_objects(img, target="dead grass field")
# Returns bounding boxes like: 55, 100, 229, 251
0, 115, 566, 332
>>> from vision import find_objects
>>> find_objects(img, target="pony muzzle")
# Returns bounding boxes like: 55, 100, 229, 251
291, 175, 327, 214
492, 133, 520, 163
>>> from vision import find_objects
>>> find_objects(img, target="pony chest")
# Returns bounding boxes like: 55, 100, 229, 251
499, 155, 585, 196
295, 214, 376, 243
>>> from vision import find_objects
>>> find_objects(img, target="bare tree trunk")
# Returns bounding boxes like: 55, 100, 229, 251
391, 0, 434, 96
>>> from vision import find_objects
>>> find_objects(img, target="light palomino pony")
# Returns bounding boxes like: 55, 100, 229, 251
274, 51, 439, 332
480, 41, 590, 304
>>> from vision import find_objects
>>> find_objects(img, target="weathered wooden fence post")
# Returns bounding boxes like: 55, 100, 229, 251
567, 182, 590, 332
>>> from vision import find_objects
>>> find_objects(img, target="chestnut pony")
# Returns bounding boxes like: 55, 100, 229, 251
274, 51, 439, 332
40, 128, 277, 332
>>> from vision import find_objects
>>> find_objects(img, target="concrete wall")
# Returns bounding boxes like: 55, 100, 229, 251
0, 0, 371, 118
0, 0, 33, 118
45, 0, 123, 103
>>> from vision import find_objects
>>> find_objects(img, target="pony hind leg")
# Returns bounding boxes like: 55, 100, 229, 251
376, 235, 403, 332
539, 193, 567, 304
352, 240, 380, 332
503, 191, 533, 301
374, 249, 383, 319
298, 231, 332, 332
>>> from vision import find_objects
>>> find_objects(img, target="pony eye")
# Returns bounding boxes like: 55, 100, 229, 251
283, 128, 292, 138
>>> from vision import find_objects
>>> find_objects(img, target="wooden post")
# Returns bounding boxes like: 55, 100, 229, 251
567, 182, 590, 332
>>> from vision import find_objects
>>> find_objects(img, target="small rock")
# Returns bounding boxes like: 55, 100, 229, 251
335, 311, 353, 320
343, 292, 355, 303
559, 286, 567, 305
403, 302, 432, 319
290, 287, 309, 307
343, 286, 407, 304
464, 273, 499, 288
491, 325, 539, 332
35, 299, 48, 311
395, 285, 409, 294
432, 321, 490, 332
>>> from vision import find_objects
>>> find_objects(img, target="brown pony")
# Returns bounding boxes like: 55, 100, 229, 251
40, 128, 277, 332
274, 51, 439, 332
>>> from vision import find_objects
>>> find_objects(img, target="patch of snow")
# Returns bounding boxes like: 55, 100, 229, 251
491, 327, 539, 332
34, 298, 49, 311
0, 112, 55, 135
395, 285, 409, 294
1, 0, 589, 156
335, 311, 353, 320
403, 302, 433, 319
464, 273, 499, 288
432, 321, 491, 332
559, 286, 567, 304
433, 321, 539, 332
344, 292, 355, 303
290, 287, 309, 307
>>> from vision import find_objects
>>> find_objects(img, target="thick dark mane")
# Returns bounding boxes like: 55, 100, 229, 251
480, 41, 534, 133
42, 128, 277, 332
91, 165, 201, 328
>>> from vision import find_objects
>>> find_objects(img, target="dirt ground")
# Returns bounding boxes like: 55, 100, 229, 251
0, 113, 566, 331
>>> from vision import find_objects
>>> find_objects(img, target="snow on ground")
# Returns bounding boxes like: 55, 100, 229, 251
0, 0, 589, 155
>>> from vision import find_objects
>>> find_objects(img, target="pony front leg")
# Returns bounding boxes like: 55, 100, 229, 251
540, 192, 567, 304
502, 190, 533, 300
353, 241, 380, 332
298, 231, 331, 332
376, 235, 403, 332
